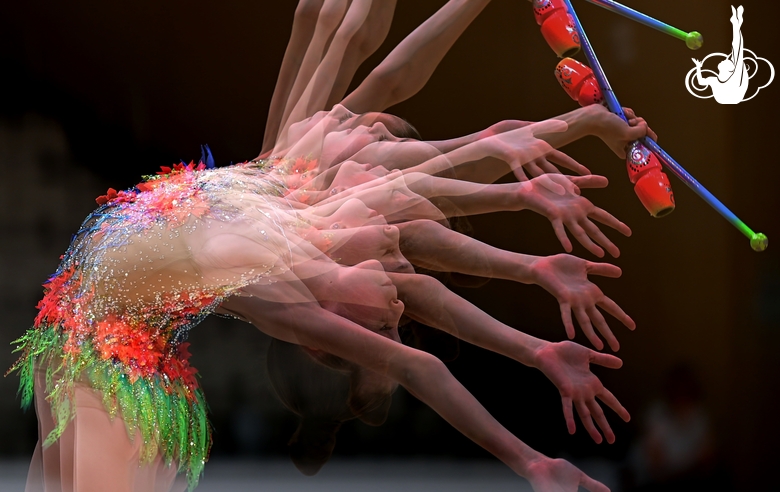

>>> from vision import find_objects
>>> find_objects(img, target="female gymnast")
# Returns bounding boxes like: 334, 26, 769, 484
10, 2, 656, 492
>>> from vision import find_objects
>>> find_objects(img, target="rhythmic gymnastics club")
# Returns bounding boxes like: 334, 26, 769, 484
560, 0, 768, 252
581, 0, 703, 50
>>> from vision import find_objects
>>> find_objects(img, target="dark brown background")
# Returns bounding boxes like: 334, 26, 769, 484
0, 1, 777, 489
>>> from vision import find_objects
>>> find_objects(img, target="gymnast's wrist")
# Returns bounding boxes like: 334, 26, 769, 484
511, 448, 548, 478
585, 104, 617, 140
525, 337, 550, 369
511, 181, 534, 213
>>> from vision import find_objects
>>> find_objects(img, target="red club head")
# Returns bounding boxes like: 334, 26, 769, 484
532, 0, 568, 25
555, 58, 604, 107
540, 10, 580, 58
633, 167, 675, 218
626, 144, 675, 217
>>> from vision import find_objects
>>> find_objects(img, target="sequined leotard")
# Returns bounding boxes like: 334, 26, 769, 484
10, 159, 314, 489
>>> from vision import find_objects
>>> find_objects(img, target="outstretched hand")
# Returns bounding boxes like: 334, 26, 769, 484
530, 254, 635, 351
525, 457, 610, 492
479, 119, 588, 180
519, 174, 631, 258
514, 149, 592, 182
533, 341, 630, 443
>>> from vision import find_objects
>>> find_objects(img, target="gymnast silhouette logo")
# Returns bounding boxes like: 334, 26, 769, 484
685, 5, 774, 104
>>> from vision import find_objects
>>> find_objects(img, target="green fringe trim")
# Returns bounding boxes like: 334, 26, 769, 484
9, 325, 210, 491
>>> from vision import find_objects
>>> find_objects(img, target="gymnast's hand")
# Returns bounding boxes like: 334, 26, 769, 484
525, 456, 610, 492
533, 341, 630, 444
589, 104, 657, 158
530, 254, 635, 351
519, 174, 631, 258
516, 149, 592, 183
481, 127, 591, 181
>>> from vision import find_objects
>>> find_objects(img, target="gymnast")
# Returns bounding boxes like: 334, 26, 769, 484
10, 3, 658, 492
12, 120, 637, 492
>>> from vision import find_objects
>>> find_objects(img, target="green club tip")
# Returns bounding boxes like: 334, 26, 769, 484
750, 233, 768, 252
686, 31, 704, 50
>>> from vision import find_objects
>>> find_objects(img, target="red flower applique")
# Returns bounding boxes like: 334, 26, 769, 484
94, 315, 167, 381
162, 342, 199, 390
96, 188, 118, 205
96, 188, 137, 205
34, 266, 77, 327
157, 161, 207, 177
135, 181, 156, 193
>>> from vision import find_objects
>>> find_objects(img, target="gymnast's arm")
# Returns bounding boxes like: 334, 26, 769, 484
263, 0, 326, 154
279, 0, 376, 137
273, 0, 352, 151
344, 105, 644, 184
269, 0, 398, 154
322, 0, 398, 111
341, 0, 492, 114
395, 219, 634, 351
406, 105, 651, 178
275, 0, 492, 143
387, 271, 630, 443
344, 130, 590, 188
218, 286, 608, 492
314, 167, 629, 256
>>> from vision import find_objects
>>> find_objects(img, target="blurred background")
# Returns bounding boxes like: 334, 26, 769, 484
0, 0, 777, 490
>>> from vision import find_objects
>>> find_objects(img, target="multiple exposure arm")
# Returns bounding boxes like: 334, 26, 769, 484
388, 271, 630, 443
219, 285, 608, 492
262, 0, 327, 153
341, 0, 493, 113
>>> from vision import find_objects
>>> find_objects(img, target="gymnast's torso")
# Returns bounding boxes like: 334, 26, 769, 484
11, 159, 317, 484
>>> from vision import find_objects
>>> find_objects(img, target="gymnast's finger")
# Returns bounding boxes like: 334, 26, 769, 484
598, 387, 630, 422
597, 297, 636, 330
537, 175, 566, 195
588, 400, 615, 444
581, 474, 610, 492
576, 400, 602, 443
590, 208, 632, 237
538, 159, 563, 175
560, 303, 575, 339
547, 149, 591, 175
547, 173, 579, 194
588, 306, 619, 352
567, 223, 605, 258
562, 395, 576, 434
525, 161, 545, 178
569, 174, 608, 190
552, 220, 573, 253
646, 122, 658, 142
511, 164, 530, 182
581, 220, 620, 258
575, 307, 603, 350
589, 351, 623, 370
586, 262, 622, 279
631, 116, 658, 142
625, 120, 649, 142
